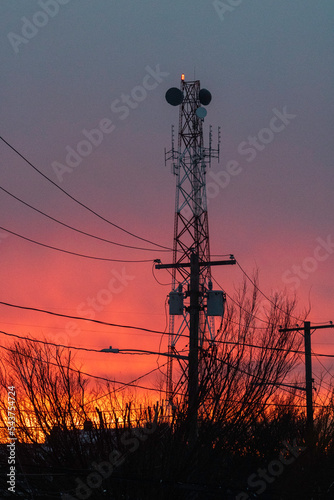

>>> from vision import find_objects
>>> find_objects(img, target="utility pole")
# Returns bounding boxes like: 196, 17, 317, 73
188, 252, 200, 444
304, 321, 313, 438
279, 321, 334, 447
156, 257, 236, 444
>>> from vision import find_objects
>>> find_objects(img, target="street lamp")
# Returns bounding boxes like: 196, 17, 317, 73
100, 347, 187, 360
100, 346, 120, 353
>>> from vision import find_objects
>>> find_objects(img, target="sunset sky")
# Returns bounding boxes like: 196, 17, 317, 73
0, 1, 333, 395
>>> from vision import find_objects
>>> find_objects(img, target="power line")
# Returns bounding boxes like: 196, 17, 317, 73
0, 328, 297, 357
203, 396, 315, 408
151, 262, 173, 286
0, 225, 153, 263
0, 300, 169, 335
82, 363, 172, 409
2, 334, 312, 413
2, 332, 330, 410
212, 275, 272, 326
312, 351, 334, 378
0, 320, 162, 338
0, 343, 162, 393
1, 337, 171, 406
0, 329, 186, 360
0, 184, 169, 252
217, 339, 334, 358
215, 339, 299, 356
236, 260, 302, 322
211, 352, 307, 397
4, 301, 333, 357
312, 370, 333, 393
214, 275, 304, 334
0, 298, 272, 344
12, 402, 163, 416
0, 135, 171, 251
156, 295, 169, 377
0, 329, 101, 353
228, 316, 273, 331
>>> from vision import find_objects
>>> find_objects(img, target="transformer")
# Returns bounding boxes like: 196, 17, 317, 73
169, 291, 184, 316
207, 290, 225, 317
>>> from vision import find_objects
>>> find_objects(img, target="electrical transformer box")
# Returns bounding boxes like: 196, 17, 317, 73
207, 291, 225, 317
169, 291, 184, 316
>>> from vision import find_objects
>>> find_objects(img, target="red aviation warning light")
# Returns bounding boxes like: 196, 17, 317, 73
181, 73, 185, 81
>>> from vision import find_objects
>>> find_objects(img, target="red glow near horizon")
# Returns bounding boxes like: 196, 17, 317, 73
0, 184, 333, 402
0, 207, 333, 398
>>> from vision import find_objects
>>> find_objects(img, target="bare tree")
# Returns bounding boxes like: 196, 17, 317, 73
165, 276, 307, 455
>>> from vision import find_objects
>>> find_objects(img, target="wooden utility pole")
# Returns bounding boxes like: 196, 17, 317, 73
279, 321, 334, 446
304, 321, 313, 438
156, 255, 235, 446
188, 252, 200, 444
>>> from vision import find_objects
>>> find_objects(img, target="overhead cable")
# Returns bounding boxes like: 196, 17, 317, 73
0, 135, 171, 250
0, 185, 169, 252
0, 225, 153, 263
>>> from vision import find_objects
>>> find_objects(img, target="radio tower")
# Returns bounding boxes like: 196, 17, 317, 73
156, 76, 235, 428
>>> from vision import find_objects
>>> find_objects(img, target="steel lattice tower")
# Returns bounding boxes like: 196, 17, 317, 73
163, 77, 220, 403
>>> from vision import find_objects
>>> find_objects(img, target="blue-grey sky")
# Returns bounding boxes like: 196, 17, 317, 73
1, 0, 333, 381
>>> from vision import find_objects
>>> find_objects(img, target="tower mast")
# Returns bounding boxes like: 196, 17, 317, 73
164, 76, 219, 403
